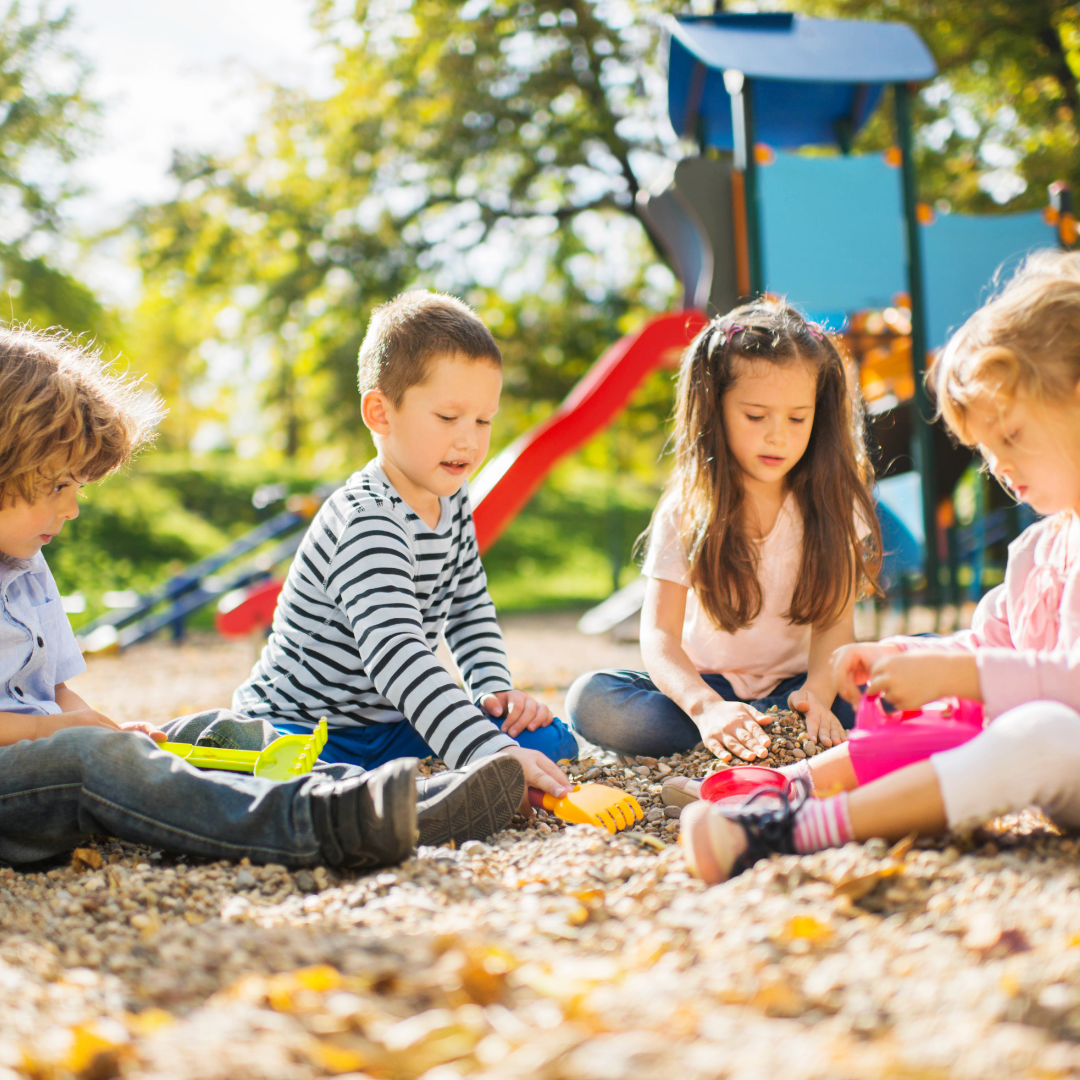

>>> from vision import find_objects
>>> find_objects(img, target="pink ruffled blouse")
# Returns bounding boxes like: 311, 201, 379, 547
888, 512, 1080, 719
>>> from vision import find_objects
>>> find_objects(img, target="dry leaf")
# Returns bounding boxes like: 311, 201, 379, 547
71, 847, 102, 872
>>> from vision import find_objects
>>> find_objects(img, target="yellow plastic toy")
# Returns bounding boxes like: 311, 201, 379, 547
528, 784, 644, 833
160, 719, 328, 781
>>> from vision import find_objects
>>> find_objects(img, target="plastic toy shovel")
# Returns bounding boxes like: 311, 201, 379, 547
160, 719, 328, 782
528, 784, 643, 833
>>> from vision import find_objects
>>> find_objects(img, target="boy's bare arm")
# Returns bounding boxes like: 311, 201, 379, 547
54, 682, 92, 713
0, 707, 123, 746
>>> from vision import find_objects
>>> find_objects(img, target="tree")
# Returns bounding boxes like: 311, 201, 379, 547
0, 3, 109, 336
131, 0, 682, 461
798, 0, 1080, 212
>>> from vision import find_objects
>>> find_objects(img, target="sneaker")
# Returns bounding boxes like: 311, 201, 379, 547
680, 780, 809, 885
309, 756, 419, 869
416, 754, 524, 846
660, 775, 701, 808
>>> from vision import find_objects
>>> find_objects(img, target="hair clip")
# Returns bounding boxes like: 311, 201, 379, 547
807, 324, 825, 342
718, 323, 745, 345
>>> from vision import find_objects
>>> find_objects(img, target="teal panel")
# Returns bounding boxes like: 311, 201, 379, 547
921, 212, 1055, 349
758, 153, 906, 312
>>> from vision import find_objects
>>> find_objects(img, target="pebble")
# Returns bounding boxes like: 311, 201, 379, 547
2, 703, 1077, 1080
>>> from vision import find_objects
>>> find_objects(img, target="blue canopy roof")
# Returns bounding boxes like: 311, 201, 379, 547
668, 14, 937, 150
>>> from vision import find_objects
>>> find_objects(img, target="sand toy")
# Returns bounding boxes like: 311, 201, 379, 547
160, 719, 328, 781
528, 784, 643, 833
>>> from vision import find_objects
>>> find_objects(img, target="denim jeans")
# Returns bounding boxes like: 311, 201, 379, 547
0, 709, 363, 868
565, 669, 855, 758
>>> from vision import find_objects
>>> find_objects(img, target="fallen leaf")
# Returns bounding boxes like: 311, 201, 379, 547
71, 847, 102, 872
887, 834, 917, 861
782, 915, 833, 946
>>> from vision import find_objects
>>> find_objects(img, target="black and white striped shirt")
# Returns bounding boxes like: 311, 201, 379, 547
233, 462, 516, 767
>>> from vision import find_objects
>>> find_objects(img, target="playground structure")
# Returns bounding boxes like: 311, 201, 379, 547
77, 12, 1069, 651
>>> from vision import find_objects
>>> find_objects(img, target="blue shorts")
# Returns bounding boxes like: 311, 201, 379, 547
275, 715, 579, 770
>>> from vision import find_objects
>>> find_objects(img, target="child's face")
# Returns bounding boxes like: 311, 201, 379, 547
0, 476, 83, 560
964, 388, 1080, 516
721, 357, 817, 491
363, 352, 502, 513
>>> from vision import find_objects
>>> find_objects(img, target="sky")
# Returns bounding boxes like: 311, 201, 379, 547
64, 0, 336, 302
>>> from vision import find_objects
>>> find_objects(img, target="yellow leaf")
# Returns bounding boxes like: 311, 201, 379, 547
71, 847, 103, 871
62, 1023, 126, 1073
784, 915, 833, 945
294, 965, 342, 992
307, 1040, 367, 1074
125, 1008, 174, 1036
567, 905, 590, 927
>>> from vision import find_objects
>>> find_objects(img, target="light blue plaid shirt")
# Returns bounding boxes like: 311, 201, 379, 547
0, 553, 85, 715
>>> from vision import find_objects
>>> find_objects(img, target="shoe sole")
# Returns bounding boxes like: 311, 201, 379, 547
417, 756, 524, 847
661, 779, 701, 809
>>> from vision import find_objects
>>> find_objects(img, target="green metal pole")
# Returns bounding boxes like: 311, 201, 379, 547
895, 81, 939, 606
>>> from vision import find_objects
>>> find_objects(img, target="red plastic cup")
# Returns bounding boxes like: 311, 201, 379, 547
700, 765, 790, 807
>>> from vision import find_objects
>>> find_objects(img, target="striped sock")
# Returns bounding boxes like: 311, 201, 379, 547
792, 793, 853, 854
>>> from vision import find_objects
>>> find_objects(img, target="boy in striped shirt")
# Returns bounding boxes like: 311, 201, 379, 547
234, 291, 576, 812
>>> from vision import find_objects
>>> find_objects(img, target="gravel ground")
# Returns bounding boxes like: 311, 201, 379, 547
4, 618, 1080, 1079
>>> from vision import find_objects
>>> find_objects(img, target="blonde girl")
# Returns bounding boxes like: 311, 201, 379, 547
681, 250, 1080, 884
566, 300, 881, 764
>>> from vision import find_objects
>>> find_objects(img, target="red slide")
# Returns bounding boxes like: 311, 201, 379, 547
217, 309, 707, 635
471, 309, 708, 552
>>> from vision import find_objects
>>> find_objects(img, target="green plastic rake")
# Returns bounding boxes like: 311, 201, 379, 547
160, 719, 328, 782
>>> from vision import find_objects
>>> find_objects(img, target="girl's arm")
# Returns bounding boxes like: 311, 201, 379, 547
640, 577, 771, 761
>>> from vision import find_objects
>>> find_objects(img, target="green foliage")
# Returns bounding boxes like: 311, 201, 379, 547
484, 456, 662, 610
796, 0, 1080, 212
129, 0, 680, 462
0, 3, 110, 338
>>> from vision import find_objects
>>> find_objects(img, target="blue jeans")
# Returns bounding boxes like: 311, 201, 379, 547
274, 716, 580, 769
565, 669, 855, 759
0, 710, 362, 868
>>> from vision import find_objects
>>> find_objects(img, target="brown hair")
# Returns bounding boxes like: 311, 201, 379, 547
0, 326, 163, 505
930, 250, 1080, 440
358, 290, 502, 407
654, 300, 881, 633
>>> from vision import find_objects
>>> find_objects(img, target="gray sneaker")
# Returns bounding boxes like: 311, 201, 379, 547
309, 756, 419, 869
416, 755, 524, 846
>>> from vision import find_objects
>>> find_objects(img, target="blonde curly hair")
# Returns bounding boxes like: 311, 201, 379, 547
930, 250, 1080, 439
0, 326, 164, 505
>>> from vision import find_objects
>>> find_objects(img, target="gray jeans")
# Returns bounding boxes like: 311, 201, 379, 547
0, 709, 362, 867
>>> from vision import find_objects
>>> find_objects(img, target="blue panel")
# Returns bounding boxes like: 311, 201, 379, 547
669, 16, 936, 84
758, 153, 906, 311
670, 39, 884, 148
921, 213, 1056, 349
667, 15, 934, 150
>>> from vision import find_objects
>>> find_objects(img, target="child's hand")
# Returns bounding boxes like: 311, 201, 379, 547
497, 745, 571, 815
120, 720, 167, 743
831, 642, 903, 703
787, 687, 847, 748
33, 709, 122, 739
480, 690, 554, 738
696, 700, 771, 762
866, 652, 981, 711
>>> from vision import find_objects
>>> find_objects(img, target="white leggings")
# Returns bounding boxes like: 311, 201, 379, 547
931, 700, 1080, 832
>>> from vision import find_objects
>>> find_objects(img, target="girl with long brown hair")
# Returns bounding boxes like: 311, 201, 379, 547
566, 299, 881, 763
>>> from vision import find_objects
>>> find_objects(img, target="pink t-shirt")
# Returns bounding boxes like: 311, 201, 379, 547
888, 511, 1080, 720
642, 493, 809, 699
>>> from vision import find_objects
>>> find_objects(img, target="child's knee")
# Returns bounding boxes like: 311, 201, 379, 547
987, 701, 1080, 763
565, 670, 617, 735
162, 709, 275, 751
